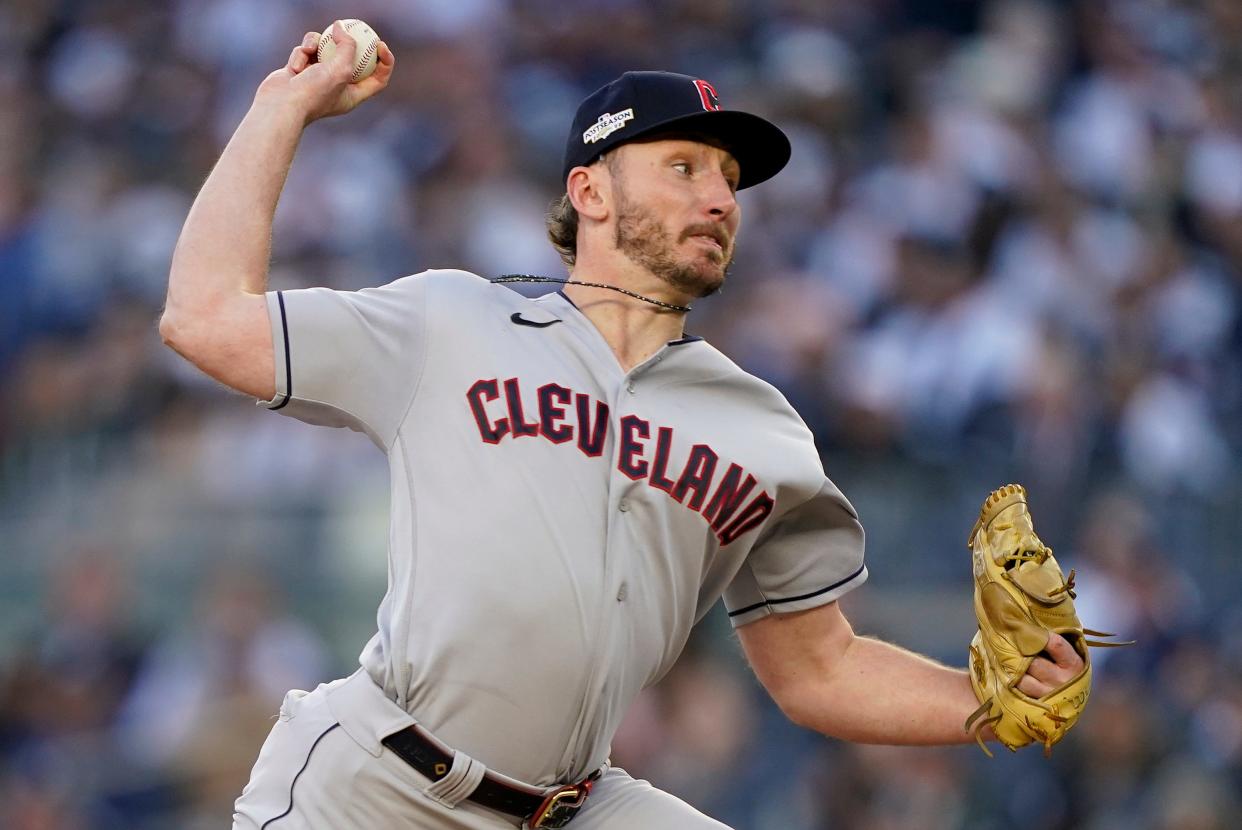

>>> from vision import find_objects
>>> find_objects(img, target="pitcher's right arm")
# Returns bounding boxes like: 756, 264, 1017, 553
160, 23, 394, 399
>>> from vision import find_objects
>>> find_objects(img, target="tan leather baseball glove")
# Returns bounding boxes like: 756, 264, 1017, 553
964, 484, 1130, 756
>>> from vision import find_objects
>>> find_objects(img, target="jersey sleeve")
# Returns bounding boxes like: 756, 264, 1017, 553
723, 478, 867, 628
257, 272, 431, 449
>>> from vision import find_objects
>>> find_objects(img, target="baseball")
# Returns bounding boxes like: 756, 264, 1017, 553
317, 19, 381, 83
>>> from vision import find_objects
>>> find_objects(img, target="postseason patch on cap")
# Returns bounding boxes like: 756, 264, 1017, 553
583, 108, 635, 144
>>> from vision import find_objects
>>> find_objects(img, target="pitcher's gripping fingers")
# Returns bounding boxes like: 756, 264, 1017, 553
256, 25, 394, 124
1015, 632, 1084, 699
286, 32, 319, 75
300, 21, 395, 119
315, 21, 395, 88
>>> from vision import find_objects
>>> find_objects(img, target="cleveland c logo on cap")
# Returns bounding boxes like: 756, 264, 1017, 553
693, 79, 721, 112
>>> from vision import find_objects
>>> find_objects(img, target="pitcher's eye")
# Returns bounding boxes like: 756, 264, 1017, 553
673, 162, 691, 176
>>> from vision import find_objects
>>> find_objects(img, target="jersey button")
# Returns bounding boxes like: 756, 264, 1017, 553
618, 500, 630, 512
626, 381, 636, 394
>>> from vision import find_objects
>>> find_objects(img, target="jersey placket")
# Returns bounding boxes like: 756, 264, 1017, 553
558, 342, 670, 777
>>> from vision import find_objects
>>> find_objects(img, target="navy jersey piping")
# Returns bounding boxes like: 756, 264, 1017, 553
260, 723, 339, 827
270, 291, 293, 410
727, 563, 867, 618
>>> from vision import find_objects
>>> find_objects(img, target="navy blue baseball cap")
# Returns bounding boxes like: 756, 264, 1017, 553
562, 71, 791, 190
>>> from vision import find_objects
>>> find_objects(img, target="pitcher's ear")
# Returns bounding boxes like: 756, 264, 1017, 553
567, 164, 610, 222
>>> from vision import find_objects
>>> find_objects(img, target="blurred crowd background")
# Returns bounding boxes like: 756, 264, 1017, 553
2, 0, 1241, 827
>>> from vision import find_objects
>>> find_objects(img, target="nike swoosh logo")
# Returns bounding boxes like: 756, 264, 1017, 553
510, 312, 562, 328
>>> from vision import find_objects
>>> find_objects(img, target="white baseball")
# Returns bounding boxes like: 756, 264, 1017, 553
317, 19, 381, 82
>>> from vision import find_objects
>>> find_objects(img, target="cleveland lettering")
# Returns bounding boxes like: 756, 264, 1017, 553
466, 377, 774, 545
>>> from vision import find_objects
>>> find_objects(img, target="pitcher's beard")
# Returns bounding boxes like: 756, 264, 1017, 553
613, 195, 733, 299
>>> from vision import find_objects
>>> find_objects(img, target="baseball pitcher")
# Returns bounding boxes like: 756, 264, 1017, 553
161, 22, 1111, 830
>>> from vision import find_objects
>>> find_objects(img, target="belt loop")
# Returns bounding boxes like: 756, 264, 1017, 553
423, 749, 487, 808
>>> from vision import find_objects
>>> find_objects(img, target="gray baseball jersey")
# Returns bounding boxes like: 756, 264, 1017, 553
258, 269, 866, 787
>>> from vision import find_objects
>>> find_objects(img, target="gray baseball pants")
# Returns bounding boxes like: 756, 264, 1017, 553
232, 670, 731, 829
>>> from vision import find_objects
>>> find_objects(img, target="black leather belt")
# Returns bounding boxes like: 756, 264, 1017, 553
381, 725, 599, 829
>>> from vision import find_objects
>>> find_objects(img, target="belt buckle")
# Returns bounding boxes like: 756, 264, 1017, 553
527, 781, 592, 829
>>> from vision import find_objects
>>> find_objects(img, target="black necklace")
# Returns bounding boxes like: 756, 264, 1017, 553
491, 274, 692, 313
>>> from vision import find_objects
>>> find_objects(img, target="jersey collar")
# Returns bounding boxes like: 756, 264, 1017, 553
545, 291, 703, 347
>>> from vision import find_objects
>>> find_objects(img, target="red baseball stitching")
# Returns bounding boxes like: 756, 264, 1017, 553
317, 21, 379, 81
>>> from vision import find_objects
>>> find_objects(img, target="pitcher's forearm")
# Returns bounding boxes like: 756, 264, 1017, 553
166, 98, 307, 315
794, 636, 982, 745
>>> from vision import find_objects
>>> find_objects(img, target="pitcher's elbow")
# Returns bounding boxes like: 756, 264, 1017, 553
158, 307, 183, 349
785, 701, 818, 732
158, 305, 206, 359
768, 683, 815, 731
